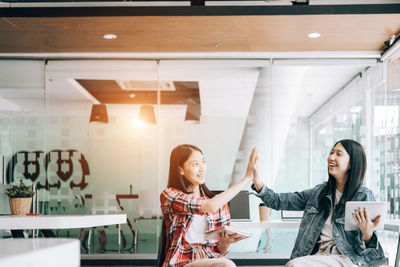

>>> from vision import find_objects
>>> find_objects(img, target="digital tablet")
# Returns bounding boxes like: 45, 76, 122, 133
204, 226, 252, 241
344, 201, 387, 231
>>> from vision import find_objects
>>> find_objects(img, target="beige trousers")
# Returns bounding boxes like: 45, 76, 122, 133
285, 243, 356, 267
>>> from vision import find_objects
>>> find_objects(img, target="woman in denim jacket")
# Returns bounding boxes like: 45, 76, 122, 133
252, 139, 386, 267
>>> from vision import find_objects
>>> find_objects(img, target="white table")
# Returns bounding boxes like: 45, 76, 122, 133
0, 214, 127, 251
0, 214, 126, 230
0, 238, 80, 267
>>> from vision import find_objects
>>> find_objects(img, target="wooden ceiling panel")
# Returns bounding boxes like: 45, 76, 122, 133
0, 14, 399, 53
247, 14, 400, 51
0, 18, 47, 52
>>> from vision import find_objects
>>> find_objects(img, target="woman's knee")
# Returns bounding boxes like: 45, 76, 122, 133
214, 258, 236, 267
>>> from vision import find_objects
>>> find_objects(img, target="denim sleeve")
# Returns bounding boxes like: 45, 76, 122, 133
352, 189, 380, 255
251, 183, 319, 211
354, 230, 378, 255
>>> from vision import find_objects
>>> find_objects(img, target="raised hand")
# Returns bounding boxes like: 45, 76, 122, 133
250, 151, 262, 192
352, 207, 381, 242
245, 147, 258, 181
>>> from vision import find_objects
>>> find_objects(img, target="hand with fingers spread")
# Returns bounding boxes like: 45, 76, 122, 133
245, 147, 259, 182
352, 207, 381, 242
250, 151, 262, 192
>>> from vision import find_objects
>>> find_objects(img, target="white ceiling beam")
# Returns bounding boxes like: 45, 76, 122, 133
0, 51, 382, 60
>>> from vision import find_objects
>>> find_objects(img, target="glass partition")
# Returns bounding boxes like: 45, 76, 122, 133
382, 60, 400, 219
0, 60, 47, 237
1, 57, 390, 260
309, 61, 400, 265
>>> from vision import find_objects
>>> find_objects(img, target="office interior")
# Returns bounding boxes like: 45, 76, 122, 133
0, 1, 400, 266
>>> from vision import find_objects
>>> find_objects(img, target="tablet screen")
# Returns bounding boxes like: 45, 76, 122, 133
344, 201, 387, 231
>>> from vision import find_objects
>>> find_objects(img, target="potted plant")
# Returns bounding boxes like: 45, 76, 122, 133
5, 183, 35, 216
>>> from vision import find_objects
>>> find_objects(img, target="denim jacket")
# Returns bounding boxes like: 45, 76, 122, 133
252, 183, 386, 267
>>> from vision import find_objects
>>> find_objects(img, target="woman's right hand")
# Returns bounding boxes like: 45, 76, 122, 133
245, 147, 258, 181
252, 153, 263, 192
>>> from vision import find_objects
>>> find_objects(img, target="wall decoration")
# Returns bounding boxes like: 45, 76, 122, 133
6, 149, 90, 191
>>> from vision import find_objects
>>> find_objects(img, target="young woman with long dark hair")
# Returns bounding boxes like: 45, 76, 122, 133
160, 144, 258, 267
252, 139, 386, 267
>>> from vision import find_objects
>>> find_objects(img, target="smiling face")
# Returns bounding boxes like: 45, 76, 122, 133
179, 150, 207, 188
327, 142, 351, 181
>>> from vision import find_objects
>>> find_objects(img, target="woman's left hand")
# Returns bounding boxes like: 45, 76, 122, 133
352, 207, 381, 242
218, 230, 243, 245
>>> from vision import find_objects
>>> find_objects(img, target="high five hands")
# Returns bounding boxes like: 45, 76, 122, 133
245, 147, 259, 182
248, 147, 262, 192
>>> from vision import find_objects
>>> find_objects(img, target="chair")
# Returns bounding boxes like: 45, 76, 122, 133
134, 190, 163, 252
395, 234, 400, 267
0, 184, 16, 238
138, 190, 163, 219
0, 184, 10, 215
86, 191, 124, 253
156, 219, 167, 267
382, 223, 400, 267
114, 194, 139, 253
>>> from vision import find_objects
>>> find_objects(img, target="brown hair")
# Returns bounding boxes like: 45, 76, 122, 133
167, 144, 214, 198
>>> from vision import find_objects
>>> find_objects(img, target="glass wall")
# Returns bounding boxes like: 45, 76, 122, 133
310, 60, 400, 265
1, 57, 393, 260
384, 60, 400, 220
0, 60, 47, 215
310, 60, 399, 210
310, 70, 369, 187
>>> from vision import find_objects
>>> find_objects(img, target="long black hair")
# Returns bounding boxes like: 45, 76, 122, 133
167, 144, 214, 198
317, 139, 367, 217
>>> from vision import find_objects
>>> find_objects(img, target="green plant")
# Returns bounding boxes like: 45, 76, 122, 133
5, 183, 35, 198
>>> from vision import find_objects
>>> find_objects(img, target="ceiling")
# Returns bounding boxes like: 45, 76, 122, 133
0, 3, 398, 123
0, 5, 399, 54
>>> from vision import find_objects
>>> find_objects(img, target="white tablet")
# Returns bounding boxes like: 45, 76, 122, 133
204, 226, 251, 241
344, 201, 387, 231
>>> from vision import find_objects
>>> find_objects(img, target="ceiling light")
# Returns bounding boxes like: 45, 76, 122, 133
134, 119, 144, 129
89, 104, 108, 123
103, 34, 117, 40
128, 93, 136, 98
139, 105, 156, 125
214, 43, 221, 48
307, 32, 321, 39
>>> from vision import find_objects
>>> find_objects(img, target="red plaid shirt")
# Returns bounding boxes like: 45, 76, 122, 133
160, 187, 231, 267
